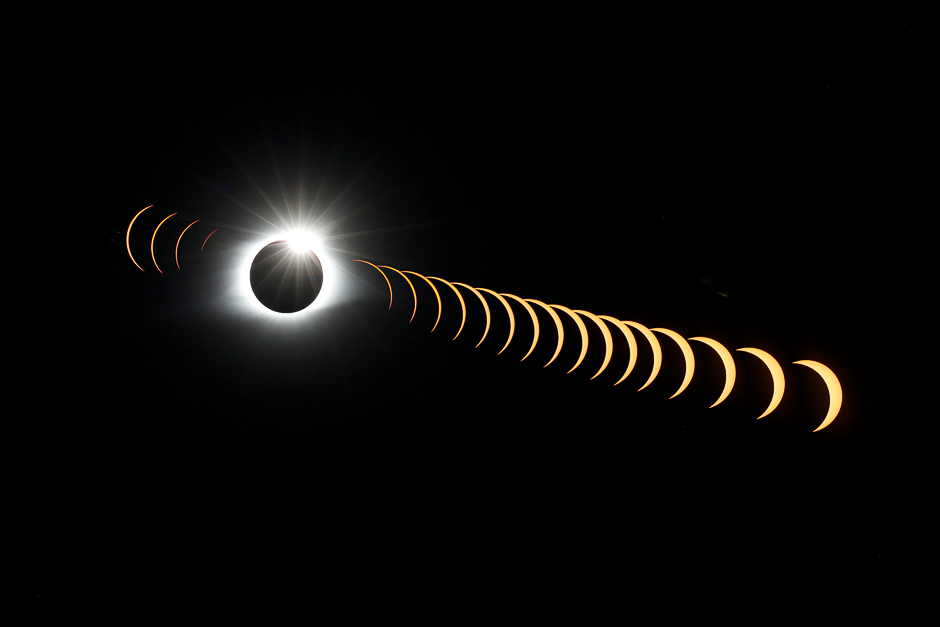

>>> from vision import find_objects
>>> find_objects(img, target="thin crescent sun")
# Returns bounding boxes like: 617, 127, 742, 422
126, 205, 153, 272
355, 260, 393, 309
688, 336, 736, 408
452, 283, 491, 348
736, 347, 785, 419
201, 228, 219, 252
550, 304, 589, 374
501, 293, 539, 361
598, 316, 638, 386
793, 360, 843, 432
651, 328, 695, 398
175, 220, 199, 270
380, 265, 418, 323
526, 299, 564, 368
403, 271, 442, 332
623, 321, 662, 391
150, 213, 177, 274
428, 277, 466, 341
574, 310, 613, 380
477, 288, 515, 355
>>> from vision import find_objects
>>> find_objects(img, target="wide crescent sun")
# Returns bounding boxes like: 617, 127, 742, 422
793, 360, 843, 432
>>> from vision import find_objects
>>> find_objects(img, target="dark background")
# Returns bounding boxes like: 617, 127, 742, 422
30, 16, 929, 608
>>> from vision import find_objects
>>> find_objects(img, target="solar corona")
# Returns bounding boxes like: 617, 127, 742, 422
124, 205, 844, 432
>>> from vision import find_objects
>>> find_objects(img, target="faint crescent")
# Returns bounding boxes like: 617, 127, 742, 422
175, 220, 199, 270
688, 337, 737, 407
477, 288, 515, 354
453, 282, 491, 348
355, 260, 393, 309
150, 213, 177, 274
550, 304, 589, 374
598, 316, 638, 386
201, 228, 219, 251
501, 293, 539, 361
427, 277, 466, 341
651, 328, 695, 398
793, 360, 843, 432
736, 347, 785, 419
623, 321, 662, 391
403, 271, 442, 332
126, 205, 153, 271
526, 299, 564, 368
380, 266, 418, 323
574, 310, 613, 380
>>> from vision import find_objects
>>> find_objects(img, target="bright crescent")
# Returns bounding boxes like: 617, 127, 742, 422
688, 337, 736, 407
126, 205, 153, 272
501, 293, 539, 361
550, 304, 589, 374
525, 299, 564, 368
452, 283, 491, 348
598, 316, 638, 386
736, 347, 785, 419
355, 260, 394, 309
380, 266, 418, 323
622, 321, 662, 391
793, 360, 842, 432
574, 310, 613, 380
201, 228, 219, 252
403, 271, 442, 332
175, 220, 199, 270
477, 288, 515, 355
150, 213, 177, 274
427, 277, 466, 340
651, 328, 695, 398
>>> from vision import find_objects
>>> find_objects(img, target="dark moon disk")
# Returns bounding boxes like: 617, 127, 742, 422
249, 240, 324, 313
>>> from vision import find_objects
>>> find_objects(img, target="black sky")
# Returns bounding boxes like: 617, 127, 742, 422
32, 20, 930, 606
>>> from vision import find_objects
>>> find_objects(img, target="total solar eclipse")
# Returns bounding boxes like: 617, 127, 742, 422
249, 240, 324, 313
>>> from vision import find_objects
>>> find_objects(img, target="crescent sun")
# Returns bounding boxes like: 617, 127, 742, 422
736, 347, 785, 419
201, 228, 219, 252
574, 310, 613, 380
651, 328, 695, 398
355, 260, 393, 309
793, 360, 843, 432
380, 266, 418, 323
526, 299, 565, 368
126, 204, 153, 272
403, 271, 442, 332
150, 213, 177, 274
501, 293, 539, 361
623, 321, 662, 391
598, 316, 638, 386
688, 336, 737, 407
477, 288, 516, 355
428, 277, 466, 340
175, 220, 199, 270
550, 304, 589, 374
452, 283, 491, 348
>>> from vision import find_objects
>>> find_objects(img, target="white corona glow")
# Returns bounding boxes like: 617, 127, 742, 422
234, 229, 339, 320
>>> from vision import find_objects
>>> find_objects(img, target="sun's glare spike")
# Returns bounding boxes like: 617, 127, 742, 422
201, 228, 219, 252
355, 260, 394, 309
175, 220, 199, 270
126, 205, 153, 272
150, 213, 177, 274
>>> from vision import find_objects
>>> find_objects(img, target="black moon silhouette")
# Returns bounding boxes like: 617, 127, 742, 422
249, 240, 324, 313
